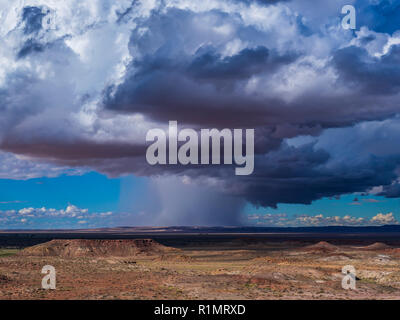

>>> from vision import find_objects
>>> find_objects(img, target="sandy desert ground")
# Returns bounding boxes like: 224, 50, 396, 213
0, 237, 399, 300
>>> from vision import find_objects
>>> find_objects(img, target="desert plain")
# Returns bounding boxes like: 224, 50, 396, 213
0, 229, 399, 300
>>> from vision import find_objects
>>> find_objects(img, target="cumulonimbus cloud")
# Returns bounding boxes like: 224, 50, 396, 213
0, 0, 400, 210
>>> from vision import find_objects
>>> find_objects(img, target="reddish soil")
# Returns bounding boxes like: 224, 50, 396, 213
2, 239, 400, 300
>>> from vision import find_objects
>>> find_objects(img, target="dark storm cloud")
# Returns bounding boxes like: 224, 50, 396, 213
187, 46, 271, 81
333, 44, 400, 94
236, 144, 399, 207
1, 0, 400, 211
0, 139, 147, 161
105, 40, 298, 127
104, 6, 398, 134
104, 7, 298, 125
378, 182, 400, 198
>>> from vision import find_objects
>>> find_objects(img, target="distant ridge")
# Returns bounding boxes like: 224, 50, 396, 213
1, 225, 400, 233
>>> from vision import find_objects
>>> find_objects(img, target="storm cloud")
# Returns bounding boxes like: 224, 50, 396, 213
0, 0, 400, 213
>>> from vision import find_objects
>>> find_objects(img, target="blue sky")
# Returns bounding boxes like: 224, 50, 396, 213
245, 194, 400, 226
0, 0, 400, 228
0, 172, 120, 212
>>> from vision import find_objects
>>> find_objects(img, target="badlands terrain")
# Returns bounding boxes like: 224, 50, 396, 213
0, 231, 400, 299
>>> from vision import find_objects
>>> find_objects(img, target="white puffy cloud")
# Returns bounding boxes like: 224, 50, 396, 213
0, 204, 114, 228
248, 212, 399, 227
370, 212, 398, 225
